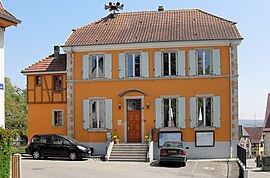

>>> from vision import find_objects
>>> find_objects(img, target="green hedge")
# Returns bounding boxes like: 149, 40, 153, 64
0, 128, 14, 178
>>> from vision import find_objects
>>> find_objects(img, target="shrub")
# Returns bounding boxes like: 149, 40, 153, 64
0, 128, 14, 178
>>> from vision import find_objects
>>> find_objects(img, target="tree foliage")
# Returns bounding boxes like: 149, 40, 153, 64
4, 77, 28, 141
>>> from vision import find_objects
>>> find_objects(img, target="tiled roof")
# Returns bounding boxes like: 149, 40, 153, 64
0, 2, 21, 24
244, 127, 263, 144
21, 54, 66, 74
64, 9, 243, 46
263, 93, 270, 132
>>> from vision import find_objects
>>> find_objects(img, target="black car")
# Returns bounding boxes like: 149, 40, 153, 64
159, 141, 189, 166
25, 134, 94, 161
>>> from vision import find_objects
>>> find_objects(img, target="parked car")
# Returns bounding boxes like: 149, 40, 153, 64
25, 134, 94, 161
159, 141, 189, 166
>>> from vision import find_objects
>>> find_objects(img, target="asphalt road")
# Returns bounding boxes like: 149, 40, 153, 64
22, 157, 239, 178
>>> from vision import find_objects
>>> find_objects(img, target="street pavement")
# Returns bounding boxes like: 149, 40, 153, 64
22, 156, 239, 178
247, 158, 270, 178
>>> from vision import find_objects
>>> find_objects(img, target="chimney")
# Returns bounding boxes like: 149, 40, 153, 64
158, 6, 164, 12
54, 46, 60, 59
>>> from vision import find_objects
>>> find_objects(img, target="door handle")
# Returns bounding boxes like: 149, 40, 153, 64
128, 127, 130, 131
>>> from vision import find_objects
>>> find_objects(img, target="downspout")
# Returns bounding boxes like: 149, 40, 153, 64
229, 42, 233, 158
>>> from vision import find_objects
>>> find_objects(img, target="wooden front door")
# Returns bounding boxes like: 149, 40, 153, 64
127, 99, 141, 143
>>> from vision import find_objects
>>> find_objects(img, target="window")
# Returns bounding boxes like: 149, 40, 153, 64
52, 110, 64, 127
90, 55, 104, 78
189, 96, 220, 128
90, 99, 106, 128
163, 98, 177, 127
118, 52, 149, 78
188, 49, 220, 76
197, 97, 212, 127
155, 97, 186, 129
53, 76, 62, 91
126, 53, 141, 77
36, 76, 42, 85
162, 52, 177, 76
197, 50, 212, 75
83, 98, 112, 130
82, 54, 112, 80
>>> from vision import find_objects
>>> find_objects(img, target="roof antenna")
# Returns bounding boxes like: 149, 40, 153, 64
105, 2, 124, 17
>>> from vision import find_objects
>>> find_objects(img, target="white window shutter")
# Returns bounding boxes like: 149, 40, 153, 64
105, 54, 112, 79
213, 49, 221, 75
213, 96, 221, 128
83, 99, 90, 129
82, 55, 89, 79
189, 97, 197, 128
176, 97, 186, 128
118, 53, 126, 78
155, 98, 163, 128
188, 50, 197, 76
105, 99, 113, 129
177, 50, 186, 77
154, 51, 162, 77
141, 52, 149, 77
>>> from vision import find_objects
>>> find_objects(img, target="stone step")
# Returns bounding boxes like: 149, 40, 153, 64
109, 158, 147, 162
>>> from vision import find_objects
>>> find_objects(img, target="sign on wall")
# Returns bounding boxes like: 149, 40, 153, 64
0, 83, 3, 90
158, 131, 182, 147
195, 131, 215, 147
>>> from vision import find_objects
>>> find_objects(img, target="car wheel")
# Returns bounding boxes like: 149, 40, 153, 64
32, 150, 41, 160
69, 151, 77, 161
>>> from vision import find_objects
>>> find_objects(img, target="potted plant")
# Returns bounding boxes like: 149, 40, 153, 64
144, 134, 150, 144
113, 134, 119, 144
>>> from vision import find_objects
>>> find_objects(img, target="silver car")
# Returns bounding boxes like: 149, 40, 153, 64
159, 141, 189, 166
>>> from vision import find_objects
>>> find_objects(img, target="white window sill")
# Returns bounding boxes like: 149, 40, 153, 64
52, 126, 64, 128
88, 128, 108, 132
194, 127, 215, 131
160, 127, 181, 132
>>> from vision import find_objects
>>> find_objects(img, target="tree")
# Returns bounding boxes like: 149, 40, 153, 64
4, 77, 28, 141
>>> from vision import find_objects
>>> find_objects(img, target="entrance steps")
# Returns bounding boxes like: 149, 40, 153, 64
108, 143, 148, 162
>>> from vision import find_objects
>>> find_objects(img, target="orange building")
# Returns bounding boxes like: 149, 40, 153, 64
22, 8, 243, 159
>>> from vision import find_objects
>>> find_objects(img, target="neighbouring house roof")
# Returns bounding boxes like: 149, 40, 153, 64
64, 9, 243, 47
0, 2, 21, 26
21, 54, 66, 74
263, 93, 270, 132
244, 127, 263, 144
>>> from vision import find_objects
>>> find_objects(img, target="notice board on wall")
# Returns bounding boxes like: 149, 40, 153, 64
158, 131, 182, 147
195, 131, 214, 147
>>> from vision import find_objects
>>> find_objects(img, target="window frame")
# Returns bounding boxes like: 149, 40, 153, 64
161, 97, 178, 128
89, 54, 105, 79
53, 75, 63, 91
125, 52, 142, 78
196, 96, 213, 127
89, 98, 106, 129
196, 49, 213, 76
35, 76, 42, 86
52, 109, 64, 127
161, 51, 177, 76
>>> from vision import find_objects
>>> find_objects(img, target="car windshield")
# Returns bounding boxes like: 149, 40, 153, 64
61, 135, 79, 144
163, 141, 183, 148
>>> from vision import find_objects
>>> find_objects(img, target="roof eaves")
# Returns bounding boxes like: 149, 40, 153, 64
0, 11, 21, 24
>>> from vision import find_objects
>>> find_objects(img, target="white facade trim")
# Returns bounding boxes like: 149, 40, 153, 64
62, 40, 242, 52
22, 71, 66, 76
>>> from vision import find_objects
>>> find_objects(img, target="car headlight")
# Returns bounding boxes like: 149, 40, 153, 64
77, 145, 87, 151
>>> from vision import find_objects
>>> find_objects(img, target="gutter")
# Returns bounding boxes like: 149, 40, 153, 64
0, 13, 21, 24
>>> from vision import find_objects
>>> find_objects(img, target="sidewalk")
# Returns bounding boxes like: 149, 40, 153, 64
247, 158, 270, 178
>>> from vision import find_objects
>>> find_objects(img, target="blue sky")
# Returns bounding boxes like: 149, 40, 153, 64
2, 0, 270, 120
